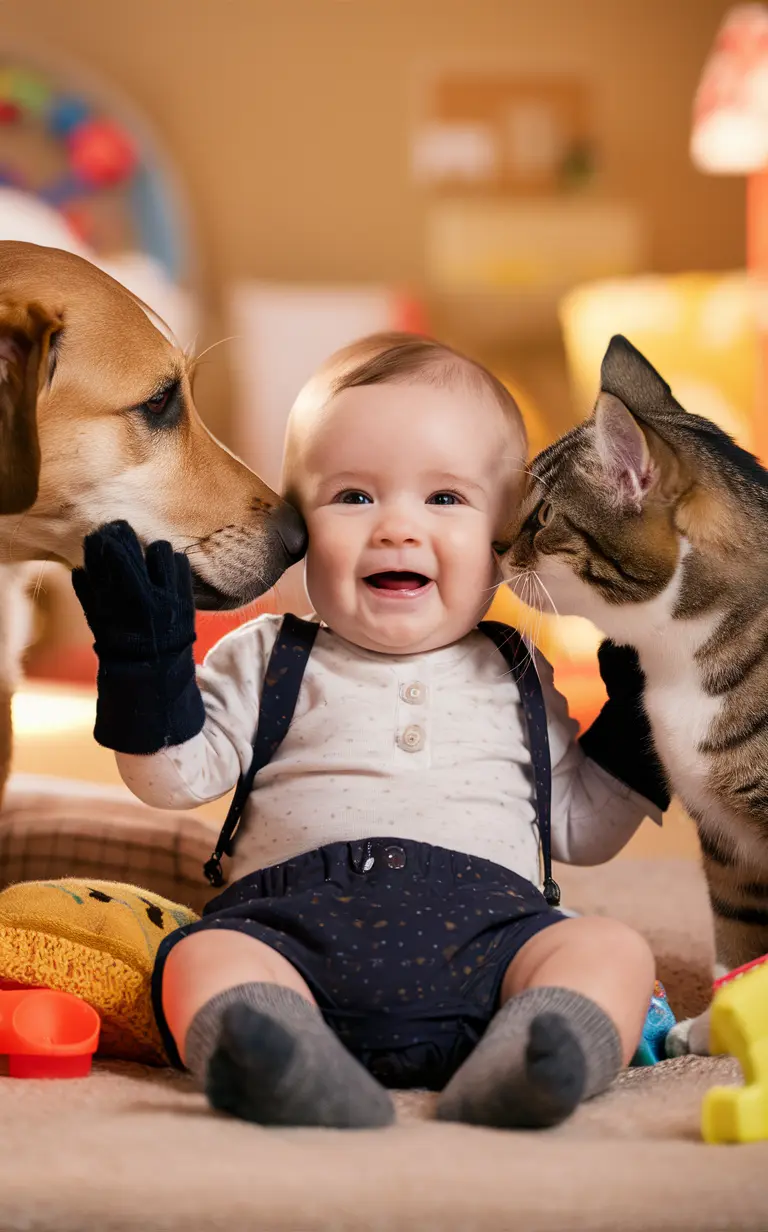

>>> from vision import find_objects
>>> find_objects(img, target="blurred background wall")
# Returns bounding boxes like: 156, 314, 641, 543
0, 0, 744, 440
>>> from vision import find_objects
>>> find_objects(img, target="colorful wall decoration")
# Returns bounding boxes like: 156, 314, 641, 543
0, 57, 193, 287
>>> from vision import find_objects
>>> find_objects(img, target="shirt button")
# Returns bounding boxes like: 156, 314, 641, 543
400, 681, 426, 705
384, 844, 407, 870
397, 724, 424, 752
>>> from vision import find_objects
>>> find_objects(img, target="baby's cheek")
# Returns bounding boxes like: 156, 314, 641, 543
443, 525, 496, 602
447, 518, 494, 566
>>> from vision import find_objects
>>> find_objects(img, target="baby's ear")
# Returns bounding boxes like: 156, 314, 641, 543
593, 392, 657, 512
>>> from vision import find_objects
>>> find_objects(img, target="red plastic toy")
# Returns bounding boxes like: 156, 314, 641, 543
0, 988, 100, 1078
713, 952, 768, 991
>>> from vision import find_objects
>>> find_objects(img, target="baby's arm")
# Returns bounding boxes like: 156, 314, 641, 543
71, 520, 278, 811
542, 646, 668, 865
117, 619, 279, 809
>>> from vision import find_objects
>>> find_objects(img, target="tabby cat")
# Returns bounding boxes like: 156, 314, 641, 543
497, 335, 768, 1052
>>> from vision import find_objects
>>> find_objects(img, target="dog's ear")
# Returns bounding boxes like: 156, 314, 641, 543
0, 302, 62, 515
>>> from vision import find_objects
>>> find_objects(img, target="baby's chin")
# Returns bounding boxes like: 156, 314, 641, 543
327, 611, 481, 656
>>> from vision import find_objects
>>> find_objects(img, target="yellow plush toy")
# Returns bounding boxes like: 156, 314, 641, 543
0, 879, 198, 1064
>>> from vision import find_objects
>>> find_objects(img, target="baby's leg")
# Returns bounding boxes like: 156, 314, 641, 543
162, 929, 394, 1128
437, 916, 654, 1129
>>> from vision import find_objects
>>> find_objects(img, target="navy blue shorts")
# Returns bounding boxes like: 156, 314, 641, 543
152, 838, 564, 1090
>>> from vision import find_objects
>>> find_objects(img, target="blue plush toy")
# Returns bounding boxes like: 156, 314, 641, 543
631, 980, 676, 1066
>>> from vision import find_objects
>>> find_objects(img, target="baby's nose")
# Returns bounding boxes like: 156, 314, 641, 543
378, 527, 419, 546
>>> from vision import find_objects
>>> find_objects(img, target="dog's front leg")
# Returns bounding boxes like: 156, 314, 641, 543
0, 563, 36, 807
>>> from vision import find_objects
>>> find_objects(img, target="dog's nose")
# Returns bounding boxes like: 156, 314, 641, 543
273, 501, 308, 562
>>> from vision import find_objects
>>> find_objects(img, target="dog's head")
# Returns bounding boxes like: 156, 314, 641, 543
0, 242, 306, 609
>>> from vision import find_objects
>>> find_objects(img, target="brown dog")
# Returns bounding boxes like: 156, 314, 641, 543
0, 241, 306, 801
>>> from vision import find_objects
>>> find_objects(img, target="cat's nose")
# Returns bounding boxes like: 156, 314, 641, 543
492, 540, 511, 556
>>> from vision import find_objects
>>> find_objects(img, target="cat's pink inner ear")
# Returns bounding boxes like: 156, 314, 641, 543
594, 392, 655, 508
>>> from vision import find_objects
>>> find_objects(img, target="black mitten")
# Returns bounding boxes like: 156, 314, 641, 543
71, 520, 205, 755
578, 640, 670, 813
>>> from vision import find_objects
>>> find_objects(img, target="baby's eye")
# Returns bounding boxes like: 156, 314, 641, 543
428, 491, 463, 506
334, 490, 373, 505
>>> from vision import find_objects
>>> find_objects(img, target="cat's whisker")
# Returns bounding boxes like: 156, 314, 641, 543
531, 571, 560, 620
506, 567, 530, 605
500, 569, 546, 685
513, 573, 538, 681
501, 460, 553, 495
480, 580, 503, 598
482, 574, 535, 685
520, 570, 549, 679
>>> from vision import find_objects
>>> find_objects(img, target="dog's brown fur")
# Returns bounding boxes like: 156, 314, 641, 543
0, 241, 305, 804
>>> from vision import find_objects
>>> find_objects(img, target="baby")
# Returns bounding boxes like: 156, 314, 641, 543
72, 332, 668, 1130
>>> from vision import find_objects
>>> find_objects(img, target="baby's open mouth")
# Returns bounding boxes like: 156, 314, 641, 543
364, 571, 432, 592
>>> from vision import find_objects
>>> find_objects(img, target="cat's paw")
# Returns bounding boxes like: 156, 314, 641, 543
665, 1008, 712, 1058
665, 1018, 695, 1057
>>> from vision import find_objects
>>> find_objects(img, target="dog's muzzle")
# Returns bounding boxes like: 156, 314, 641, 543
190, 500, 308, 611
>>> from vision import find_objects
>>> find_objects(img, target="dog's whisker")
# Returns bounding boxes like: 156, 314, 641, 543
30, 558, 52, 604
188, 335, 241, 374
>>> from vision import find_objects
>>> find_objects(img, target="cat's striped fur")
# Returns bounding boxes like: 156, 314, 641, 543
498, 335, 768, 995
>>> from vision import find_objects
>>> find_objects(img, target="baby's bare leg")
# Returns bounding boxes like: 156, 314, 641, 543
501, 916, 655, 1063
163, 930, 394, 1128
163, 929, 316, 1056
437, 916, 654, 1128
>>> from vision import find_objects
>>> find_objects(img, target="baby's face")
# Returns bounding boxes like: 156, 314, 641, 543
296, 379, 522, 654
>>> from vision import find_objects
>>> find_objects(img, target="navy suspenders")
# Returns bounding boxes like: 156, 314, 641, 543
204, 615, 561, 907
479, 622, 560, 907
203, 614, 319, 888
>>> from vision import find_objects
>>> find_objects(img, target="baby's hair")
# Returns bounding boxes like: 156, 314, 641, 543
282, 331, 526, 503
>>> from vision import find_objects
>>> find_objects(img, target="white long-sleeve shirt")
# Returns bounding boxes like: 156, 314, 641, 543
117, 616, 661, 889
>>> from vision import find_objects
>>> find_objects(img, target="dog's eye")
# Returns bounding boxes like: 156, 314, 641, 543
136, 380, 181, 426
144, 387, 173, 414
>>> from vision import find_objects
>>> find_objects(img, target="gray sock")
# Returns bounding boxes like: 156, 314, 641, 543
184, 982, 395, 1129
436, 987, 622, 1129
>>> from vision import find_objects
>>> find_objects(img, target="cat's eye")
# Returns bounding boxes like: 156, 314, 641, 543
537, 501, 554, 526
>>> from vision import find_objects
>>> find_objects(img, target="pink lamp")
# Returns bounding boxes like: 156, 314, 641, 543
692, 4, 768, 456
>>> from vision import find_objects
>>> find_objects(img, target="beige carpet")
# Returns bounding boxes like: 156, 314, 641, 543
0, 1053, 763, 1232
0, 791, 766, 1231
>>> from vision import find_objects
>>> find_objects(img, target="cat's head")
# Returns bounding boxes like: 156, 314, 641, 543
496, 335, 768, 636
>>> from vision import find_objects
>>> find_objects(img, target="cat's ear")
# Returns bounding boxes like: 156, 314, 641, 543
599, 335, 673, 419
594, 392, 657, 511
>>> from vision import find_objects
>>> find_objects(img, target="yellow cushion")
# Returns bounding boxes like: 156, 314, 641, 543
0, 878, 198, 1064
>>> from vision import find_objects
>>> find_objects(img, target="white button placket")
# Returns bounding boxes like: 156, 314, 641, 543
394, 671, 430, 765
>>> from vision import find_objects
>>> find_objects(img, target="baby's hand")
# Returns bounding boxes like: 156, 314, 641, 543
72, 520, 196, 662
595, 640, 645, 701
71, 521, 204, 755
578, 639, 671, 813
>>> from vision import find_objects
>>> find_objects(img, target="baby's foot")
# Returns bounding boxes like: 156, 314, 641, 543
437, 988, 621, 1129
207, 1000, 395, 1129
